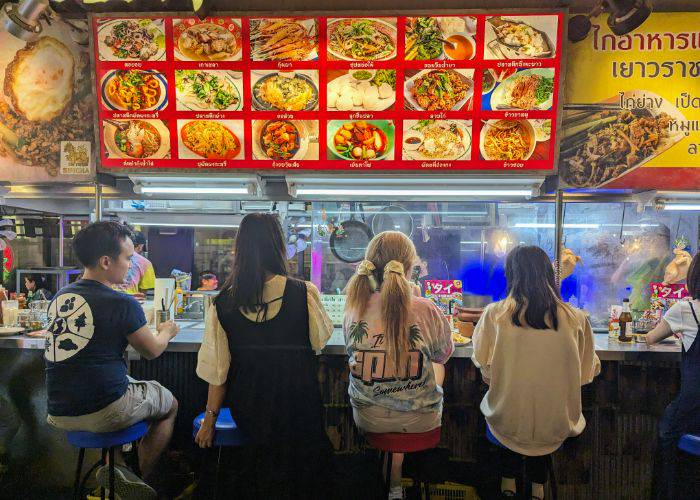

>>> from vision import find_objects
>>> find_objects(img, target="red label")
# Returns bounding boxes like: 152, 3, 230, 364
425, 280, 463, 297
91, 13, 564, 172
650, 282, 689, 300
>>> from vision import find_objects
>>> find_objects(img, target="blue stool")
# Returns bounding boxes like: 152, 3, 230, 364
678, 434, 700, 456
192, 408, 246, 499
67, 421, 148, 500
487, 425, 558, 499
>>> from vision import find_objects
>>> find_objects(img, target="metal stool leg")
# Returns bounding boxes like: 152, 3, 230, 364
214, 446, 222, 500
73, 448, 86, 500
100, 449, 107, 500
108, 447, 116, 500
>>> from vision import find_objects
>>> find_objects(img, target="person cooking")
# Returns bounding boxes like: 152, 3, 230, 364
197, 271, 219, 291
115, 230, 156, 297
24, 274, 53, 302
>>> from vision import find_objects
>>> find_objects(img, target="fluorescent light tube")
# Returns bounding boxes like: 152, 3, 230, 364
514, 223, 600, 229
140, 186, 249, 195
133, 222, 239, 228
661, 204, 700, 211
295, 188, 532, 197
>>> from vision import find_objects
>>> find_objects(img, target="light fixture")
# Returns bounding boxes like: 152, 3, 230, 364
294, 188, 533, 197
659, 204, 700, 212
514, 223, 600, 229
131, 175, 261, 198
133, 222, 239, 228
2, 0, 50, 41
139, 186, 251, 195
568, 0, 652, 42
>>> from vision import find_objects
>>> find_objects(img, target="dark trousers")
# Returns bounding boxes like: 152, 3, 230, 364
499, 447, 548, 484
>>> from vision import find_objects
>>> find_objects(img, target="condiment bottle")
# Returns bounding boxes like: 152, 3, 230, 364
618, 298, 633, 343
0, 286, 6, 324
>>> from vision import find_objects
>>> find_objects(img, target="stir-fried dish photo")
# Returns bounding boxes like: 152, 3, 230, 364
176, 22, 240, 61
406, 70, 472, 111
331, 121, 390, 160
175, 70, 240, 111
561, 110, 673, 187
104, 70, 163, 111
250, 18, 317, 61
180, 120, 241, 159
260, 121, 301, 160
113, 120, 162, 158
252, 72, 318, 111
327, 18, 397, 61
101, 19, 164, 60
482, 120, 532, 161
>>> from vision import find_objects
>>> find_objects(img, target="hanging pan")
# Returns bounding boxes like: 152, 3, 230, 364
371, 205, 414, 238
330, 204, 373, 263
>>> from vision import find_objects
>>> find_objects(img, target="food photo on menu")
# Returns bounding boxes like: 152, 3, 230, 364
102, 119, 171, 159
177, 119, 244, 160
326, 70, 396, 111
100, 69, 168, 111
327, 18, 397, 61
560, 90, 685, 188
172, 17, 242, 61
97, 18, 166, 61
249, 17, 318, 61
402, 119, 472, 161
404, 16, 477, 61
484, 15, 558, 59
327, 120, 395, 161
252, 120, 319, 161
479, 119, 551, 161
481, 67, 555, 111
251, 70, 319, 112
404, 69, 474, 111
0, 17, 93, 181
175, 70, 243, 111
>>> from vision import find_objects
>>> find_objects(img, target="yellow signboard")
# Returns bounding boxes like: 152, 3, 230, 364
561, 13, 699, 189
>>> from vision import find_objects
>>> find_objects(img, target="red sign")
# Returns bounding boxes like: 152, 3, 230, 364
425, 280, 463, 297
650, 282, 689, 300
91, 13, 563, 172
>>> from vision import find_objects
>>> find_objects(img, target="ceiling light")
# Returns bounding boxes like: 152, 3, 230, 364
2, 0, 49, 41
569, 0, 652, 42
294, 188, 533, 197
133, 222, 239, 228
139, 186, 250, 195
660, 204, 700, 212
514, 223, 600, 229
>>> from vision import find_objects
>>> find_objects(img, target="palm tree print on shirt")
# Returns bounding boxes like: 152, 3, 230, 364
348, 320, 369, 346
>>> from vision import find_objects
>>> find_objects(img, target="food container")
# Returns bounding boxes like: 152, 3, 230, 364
17, 310, 31, 329
155, 310, 170, 330
456, 319, 475, 338
1, 300, 19, 327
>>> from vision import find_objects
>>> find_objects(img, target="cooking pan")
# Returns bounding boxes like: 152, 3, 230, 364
371, 205, 414, 238
330, 204, 373, 263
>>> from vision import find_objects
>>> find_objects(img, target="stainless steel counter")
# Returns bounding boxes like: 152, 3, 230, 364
0, 321, 682, 362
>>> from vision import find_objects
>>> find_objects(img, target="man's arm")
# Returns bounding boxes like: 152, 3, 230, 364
128, 320, 179, 360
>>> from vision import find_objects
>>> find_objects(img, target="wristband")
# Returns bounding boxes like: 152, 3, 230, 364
205, 408, 220, 418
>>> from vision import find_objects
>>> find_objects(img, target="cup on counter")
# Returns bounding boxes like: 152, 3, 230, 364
2, 300, 19, 327
456, 319, 475, 338
155, 309, 170, 331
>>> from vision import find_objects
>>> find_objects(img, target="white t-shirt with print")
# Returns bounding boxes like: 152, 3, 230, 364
663, 300, 700, 351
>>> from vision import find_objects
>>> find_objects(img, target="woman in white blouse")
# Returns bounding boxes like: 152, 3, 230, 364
195, 213, 334, 499
472, 245, 600, 499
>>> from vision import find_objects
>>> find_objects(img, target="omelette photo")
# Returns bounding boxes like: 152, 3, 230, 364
0, 17, 93, 182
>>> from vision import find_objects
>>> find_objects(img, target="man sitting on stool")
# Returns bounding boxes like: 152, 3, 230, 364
44, 222, 179, 499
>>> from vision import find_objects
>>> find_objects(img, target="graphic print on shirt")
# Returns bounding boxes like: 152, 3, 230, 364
349, 322, 425, 385
44, 293, 95, 362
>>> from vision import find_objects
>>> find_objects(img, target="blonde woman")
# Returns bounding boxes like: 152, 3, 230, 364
472, 245, 600, 499
344, 232, 454, 500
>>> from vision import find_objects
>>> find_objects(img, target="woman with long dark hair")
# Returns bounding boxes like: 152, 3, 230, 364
194, 213, 334, 499
472, 246, 600, 499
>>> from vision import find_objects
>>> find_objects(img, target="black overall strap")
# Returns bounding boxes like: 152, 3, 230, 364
687, 301, 700, 327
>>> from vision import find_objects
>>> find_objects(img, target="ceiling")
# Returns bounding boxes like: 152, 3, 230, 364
50, 0, 698, 14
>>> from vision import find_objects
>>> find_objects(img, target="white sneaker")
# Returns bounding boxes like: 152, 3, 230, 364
96, 464, 156, 499
388, 485, 404, 500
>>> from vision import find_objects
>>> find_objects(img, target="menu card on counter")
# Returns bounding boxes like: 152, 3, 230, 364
91, 12, 563, 172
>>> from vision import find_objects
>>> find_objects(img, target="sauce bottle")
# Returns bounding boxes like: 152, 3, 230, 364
618, 298, 633, 343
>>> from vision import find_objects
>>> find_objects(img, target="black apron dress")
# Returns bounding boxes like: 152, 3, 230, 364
654, 301, 700, 499
214, 278, 333, 499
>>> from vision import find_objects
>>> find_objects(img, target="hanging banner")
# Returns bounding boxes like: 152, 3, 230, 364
91, 11, 564, 173
0, 15, 94, 183
560, 12, 700, 190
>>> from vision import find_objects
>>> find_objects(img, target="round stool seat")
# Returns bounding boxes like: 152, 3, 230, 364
679, 434, 700, 456
193, 408, 246, 447
365, 428, 441, 453
66, 421, 148, 449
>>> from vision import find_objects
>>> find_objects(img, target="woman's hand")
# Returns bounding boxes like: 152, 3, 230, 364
195, 417, 216, 448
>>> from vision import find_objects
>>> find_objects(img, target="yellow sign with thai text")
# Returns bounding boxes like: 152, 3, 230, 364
561, 13, 699, 189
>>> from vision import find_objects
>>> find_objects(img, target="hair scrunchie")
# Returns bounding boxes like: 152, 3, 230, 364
384, 260, 405, 277
357, 259, 379, 291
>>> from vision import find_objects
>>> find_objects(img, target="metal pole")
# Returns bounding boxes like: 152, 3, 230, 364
58, 215, 64, 267
555, 189, 564, 287
95, 182, 103, 221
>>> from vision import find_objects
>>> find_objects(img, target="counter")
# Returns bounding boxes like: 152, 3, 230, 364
0, 321, 682, 362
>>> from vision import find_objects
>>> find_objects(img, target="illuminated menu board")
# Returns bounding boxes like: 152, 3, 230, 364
91, 13, 563, 172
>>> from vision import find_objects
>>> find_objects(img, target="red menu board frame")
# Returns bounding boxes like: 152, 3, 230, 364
90, 10, 565, 173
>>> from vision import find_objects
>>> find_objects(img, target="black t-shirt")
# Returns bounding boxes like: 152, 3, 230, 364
44, 279, 147, 416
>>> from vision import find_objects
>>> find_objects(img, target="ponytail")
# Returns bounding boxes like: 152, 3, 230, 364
380, 260, 412, 375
